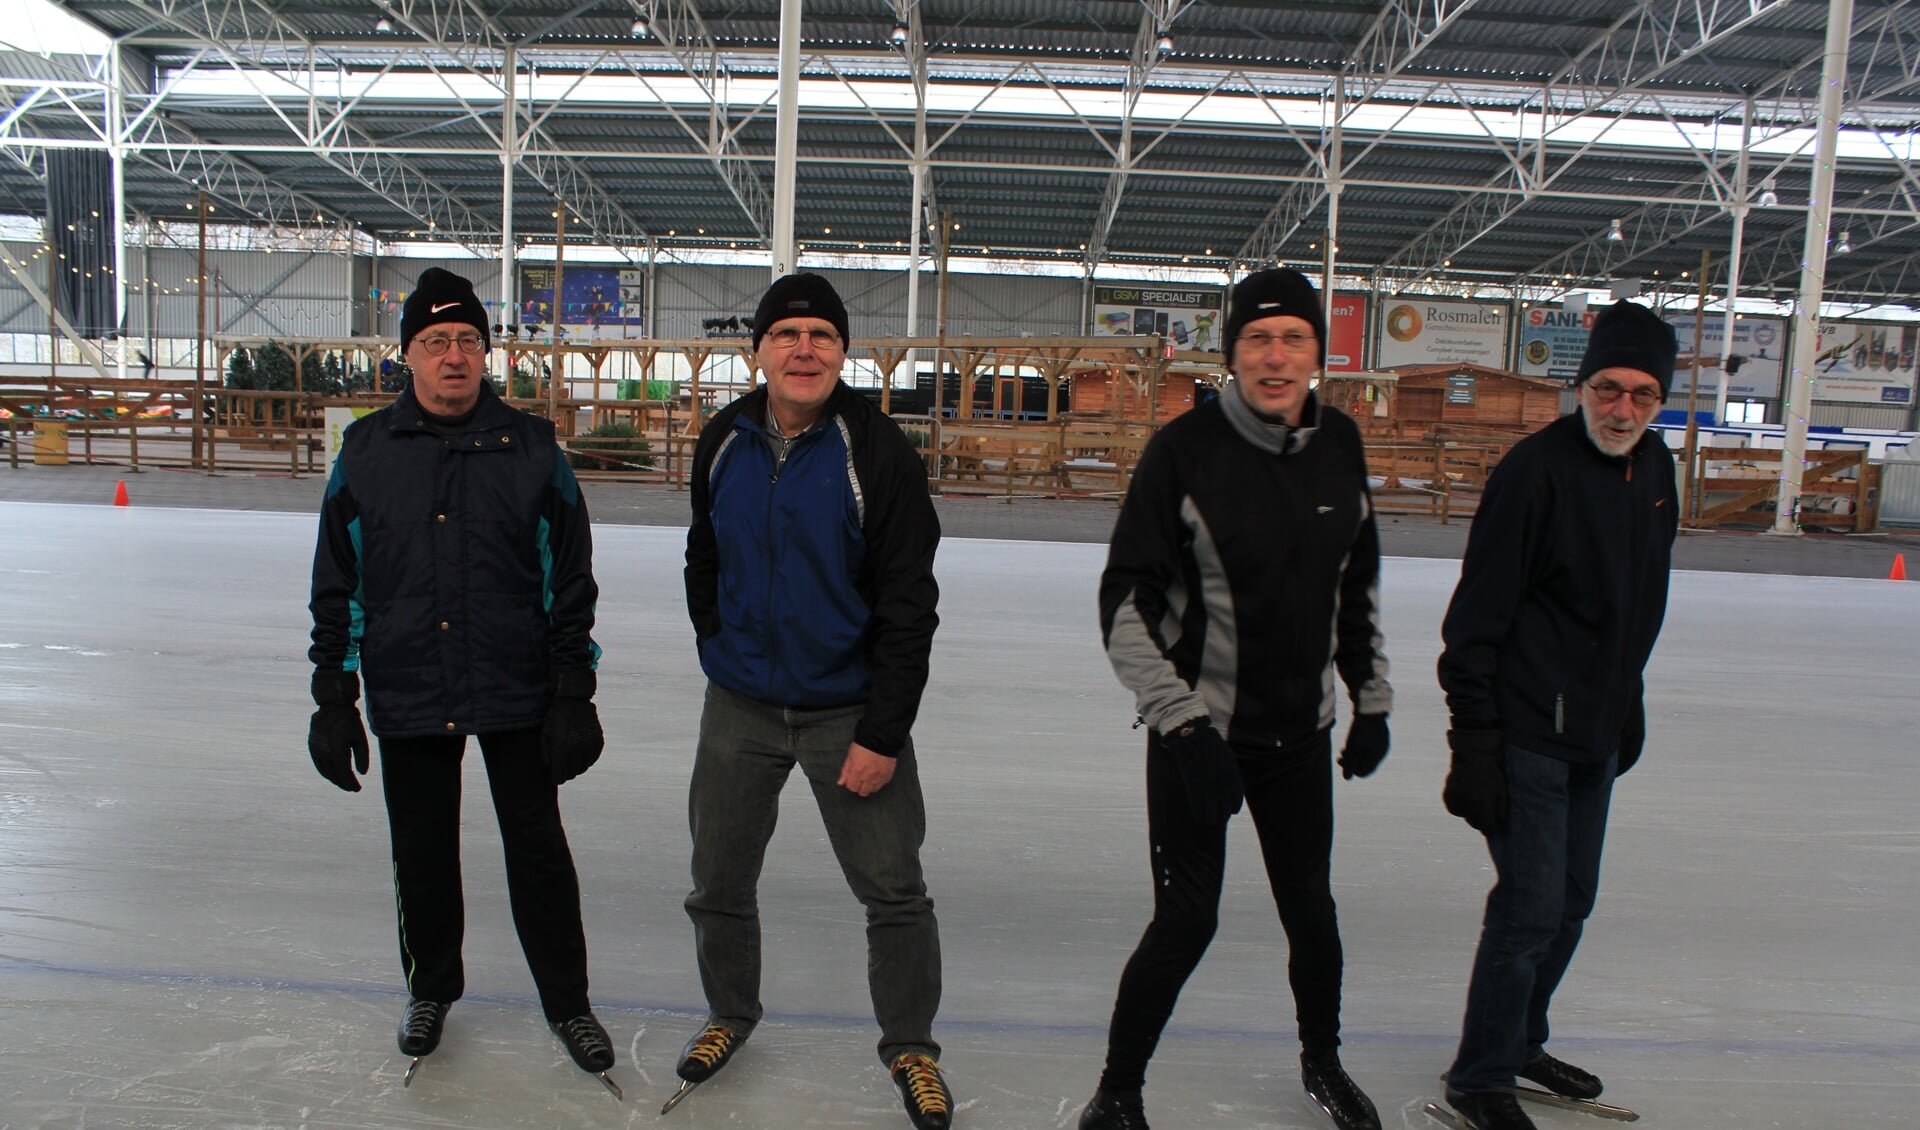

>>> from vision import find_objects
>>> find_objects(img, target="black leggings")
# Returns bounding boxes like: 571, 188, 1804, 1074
1097, 729, 1343, 1094
379, 728, 591, 1022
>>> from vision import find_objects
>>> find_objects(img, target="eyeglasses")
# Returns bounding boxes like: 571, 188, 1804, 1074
764, 326, 843, 351
1585, 378, 1663, 408
1236, 331, 1318, 353
416, 333, 486, 355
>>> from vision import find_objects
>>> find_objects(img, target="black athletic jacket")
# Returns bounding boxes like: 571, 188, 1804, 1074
1099, 385, 1392, 747
309, 382, 599, 738
1438, 409, 1676, 763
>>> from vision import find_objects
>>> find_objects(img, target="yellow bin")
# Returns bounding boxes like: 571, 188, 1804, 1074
32, 421, 69, 465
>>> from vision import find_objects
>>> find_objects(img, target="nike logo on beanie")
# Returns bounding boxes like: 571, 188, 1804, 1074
431, 301, 460, 313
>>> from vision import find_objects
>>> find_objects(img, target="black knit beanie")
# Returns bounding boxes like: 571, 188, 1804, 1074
753, 272, 850, 351
1223, 268, 1326, 369
400, 268, 491, 355
1575, 300, 1678, 397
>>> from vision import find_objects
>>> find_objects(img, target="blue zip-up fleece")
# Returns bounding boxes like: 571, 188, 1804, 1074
684, 381, 940, 757
309, 382, 600, 738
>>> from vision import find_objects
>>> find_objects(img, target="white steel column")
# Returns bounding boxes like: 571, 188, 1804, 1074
1715, 98, 1753, 426
499, 45, 518, 380
770, 0, 802, 278
1772, 0, 1852, 535
109, 41, 128, 381
1322, 74, 1343, 334
902, 13, 927, 392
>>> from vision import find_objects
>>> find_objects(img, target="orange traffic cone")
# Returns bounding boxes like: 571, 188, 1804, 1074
1892, 553, 1908, 581
113, 480, 129, 507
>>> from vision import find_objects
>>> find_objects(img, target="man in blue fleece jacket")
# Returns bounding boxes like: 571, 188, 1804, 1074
673, 273, 950, 1130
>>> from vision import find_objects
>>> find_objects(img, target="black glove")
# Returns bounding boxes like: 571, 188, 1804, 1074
1442, 727, 1508, 835
541, 669, 604, 785
1159, 716, 1244, 827
1338, 713, 1391, 779
308, 668, 370, 793
1616, 698, 1646, 777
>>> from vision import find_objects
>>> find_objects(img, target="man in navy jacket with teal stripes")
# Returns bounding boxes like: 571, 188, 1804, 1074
675, 273, 950, 1130
306, 268, 617, 1090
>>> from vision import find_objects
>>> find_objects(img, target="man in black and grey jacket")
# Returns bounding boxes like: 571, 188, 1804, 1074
1436, 300, 1680, 1130
306, 267, 617, 1091
1077, 269, 1393, 1130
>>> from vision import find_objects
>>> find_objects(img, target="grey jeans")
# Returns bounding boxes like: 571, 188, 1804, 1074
685, 681, 942, 1064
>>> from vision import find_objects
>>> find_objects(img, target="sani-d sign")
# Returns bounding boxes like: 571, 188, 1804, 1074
1516, 305, 1598, 381
1373, 298, 1507, 368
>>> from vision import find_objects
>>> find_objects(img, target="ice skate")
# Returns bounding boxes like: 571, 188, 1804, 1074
890, 1053, 952, 1130
1078, 1088, 1149, 1129
396, 998, 448, 1087
551, 1012, 621, 1100
660, 1022, 745, 1114
1300, 1048, 1380, 1130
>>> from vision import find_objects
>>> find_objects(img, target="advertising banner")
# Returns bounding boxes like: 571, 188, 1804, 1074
518, 265, 647, 330
1663, 313, 1785, 400
1091, 284, 1225, 351
1373, 298, 1507, 368
1516, 304, 1597, 381
1810, 320, 1918, 405
1326, 293, 1369, 372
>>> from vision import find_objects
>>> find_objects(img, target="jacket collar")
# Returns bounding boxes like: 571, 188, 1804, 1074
1221, 379, 1320, 456
391, 380, 516, 434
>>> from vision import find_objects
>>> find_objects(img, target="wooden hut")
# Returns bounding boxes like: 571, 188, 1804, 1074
1386, 362, 1563, 433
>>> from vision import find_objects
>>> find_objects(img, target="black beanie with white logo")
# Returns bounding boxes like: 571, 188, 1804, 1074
1575, 300, 1678, 398
1223, 268, 1326, 369
401, 267, 491, 355
752, 272, 850, 351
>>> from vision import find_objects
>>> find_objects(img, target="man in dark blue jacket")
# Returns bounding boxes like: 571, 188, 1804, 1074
672, 273, 949, 1129
1435, 300, 1680, 1130
307, 267, 618, 1094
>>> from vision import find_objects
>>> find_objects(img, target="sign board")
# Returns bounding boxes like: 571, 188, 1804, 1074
519, 266, 646, 330
1445, 373, 1478, 405
1810, 320, 1918, 404
1326, 293, 1369, 372
324, 406, 378, 476
1663, 313, 1785, 400
1090, 284, 1225, 351
1516, 304, 1599, 381
1374, 298, 1507, 368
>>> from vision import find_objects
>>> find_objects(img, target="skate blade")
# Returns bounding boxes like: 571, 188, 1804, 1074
660, 1078, 701, 1114
402, 1057, 423, 1088
595, 1071, 623, 1101
1516, 1084, 1639, 1121
1422, 1101, 1471, 1129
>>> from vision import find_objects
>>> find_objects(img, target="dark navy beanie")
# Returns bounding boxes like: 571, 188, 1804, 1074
1224, 268, 1326, 368
400, 268, 490, 355
752, 272, 850, 351
1576, 300, 1678, 397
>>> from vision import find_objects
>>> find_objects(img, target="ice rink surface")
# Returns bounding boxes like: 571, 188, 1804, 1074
1, 499, 1916, 1129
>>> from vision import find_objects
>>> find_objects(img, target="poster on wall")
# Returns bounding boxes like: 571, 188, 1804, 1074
1090, 284, 1226, 351
1662, 313, 1785, 400
1516, 304, 1597, 380
1810, 320, 1918, 405
1372, 297, 1507, 368
518, 265, 646, 332
1325, 293, 1368, 372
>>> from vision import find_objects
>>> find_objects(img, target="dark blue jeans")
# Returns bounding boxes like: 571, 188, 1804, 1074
684, 682, 942, 1065
1448, 743, 1614, 1094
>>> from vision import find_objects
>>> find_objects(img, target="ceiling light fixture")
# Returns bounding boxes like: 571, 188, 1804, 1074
374, 14, 394, 33
890, 21, 910, 47
630, 16, 649, 36
1154, 32, 1174, 56
1834, 230, 1853, 254
1757, 178, 1779, 208
1606, 217, 1624, 242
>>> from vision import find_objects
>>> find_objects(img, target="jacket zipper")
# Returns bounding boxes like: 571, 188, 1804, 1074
1555, 692, 1565, 733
